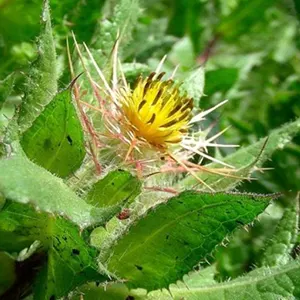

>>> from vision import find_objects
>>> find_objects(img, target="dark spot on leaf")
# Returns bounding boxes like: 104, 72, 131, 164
44, 138, 52, 149
178, 201, 184, 204
183, 240, 189, 246
166, 235, 169, 240
72, 249, 80, 255
49, 296, 55, 300
117, 169, 125, 172
135, 265, 143, 271
175, 256, 179, 260
67, 135, 73, 145
126, 296, 135, 300
111, 182, 115, 186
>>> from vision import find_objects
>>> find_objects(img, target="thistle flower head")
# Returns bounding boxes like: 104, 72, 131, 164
71, 34, 240, 191
119, 72, 193, 148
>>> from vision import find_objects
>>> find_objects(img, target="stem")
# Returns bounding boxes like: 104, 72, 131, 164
197, 35, 219, 65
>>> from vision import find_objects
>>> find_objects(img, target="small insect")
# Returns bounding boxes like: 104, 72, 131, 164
117, 209, 131, 220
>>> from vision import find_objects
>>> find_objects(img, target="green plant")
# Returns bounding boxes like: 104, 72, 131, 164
0, 0, 299, 299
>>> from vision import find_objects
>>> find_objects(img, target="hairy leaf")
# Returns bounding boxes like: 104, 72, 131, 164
86, 170, 141, 208
168, 260, 300, 299
21, 89, 85, 178
0, 74, 15, 111
65, 260, 300, 299
260, 194, 299, 267
181, 67, 205, 106
179, 118, 300, 190
0, 150, 118, 228
100, 192, 276, 291
0, 201, 107, 299
73, 267, 217, 299
0, 73, 15, 148
18, 0, 57, 133
92, 0, 140, 60
127, 259, 300, 299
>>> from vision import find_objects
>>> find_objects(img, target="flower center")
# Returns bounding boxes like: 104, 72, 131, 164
119, 72, 193, 148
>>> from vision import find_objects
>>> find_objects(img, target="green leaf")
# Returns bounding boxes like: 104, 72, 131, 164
20, 89, 85, 178
0, 150, 118, 228
123, 19, 176, 63
179, 118, 300, 190
181, 67, 205, 106
18, 0, 57, 133
86, 170, 141, 207
0, 252, 15, 296
100, 191, 276, 291
168, 37, 195, 69
204, 68, 239, 96
0, 201, 107, 300
0, 73, 15, 147
139, 259, 300, 300
214, 202, 284, 280
0, 73, 15, 111
72, 266, 217, 299
72, 282, 138, 300
92, 0, 140, 60
180, 265, 217, 288
260, 194, 299, 267
87, 170, 142, 250
216, 0, 274, 41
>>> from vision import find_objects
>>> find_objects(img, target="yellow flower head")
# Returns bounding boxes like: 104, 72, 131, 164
119, 72, 193, 149
71, 34, 238, 190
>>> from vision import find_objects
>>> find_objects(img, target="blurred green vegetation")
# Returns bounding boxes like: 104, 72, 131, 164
0, 0, 299, 290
